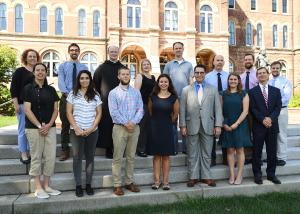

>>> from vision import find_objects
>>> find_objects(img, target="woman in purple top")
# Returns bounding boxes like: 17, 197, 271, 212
10, 49, 40, 164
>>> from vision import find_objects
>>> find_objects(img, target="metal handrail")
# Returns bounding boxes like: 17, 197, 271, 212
0, 99, 12, 108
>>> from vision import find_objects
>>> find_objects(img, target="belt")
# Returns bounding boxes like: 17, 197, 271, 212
114, 123, 124, 126
282, 106, 287, 108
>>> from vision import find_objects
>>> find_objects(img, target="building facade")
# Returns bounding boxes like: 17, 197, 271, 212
0, 0, 299, 90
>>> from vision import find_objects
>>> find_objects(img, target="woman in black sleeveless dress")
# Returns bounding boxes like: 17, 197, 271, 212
134, 59, 155, 157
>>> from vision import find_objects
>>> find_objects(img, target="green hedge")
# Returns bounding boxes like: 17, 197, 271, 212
0, 86, 14, 116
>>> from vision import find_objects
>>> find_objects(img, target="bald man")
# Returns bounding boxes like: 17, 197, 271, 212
93, 45, 126, 158
204, 55, 228, 166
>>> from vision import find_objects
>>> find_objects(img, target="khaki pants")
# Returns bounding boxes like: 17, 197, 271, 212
25, 127, 57, 177
112, 125, 140, 187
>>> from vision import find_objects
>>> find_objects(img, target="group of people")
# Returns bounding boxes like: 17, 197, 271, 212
9, 41, 292, 199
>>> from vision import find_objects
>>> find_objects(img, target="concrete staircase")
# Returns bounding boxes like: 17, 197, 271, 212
0, 125, 300, 213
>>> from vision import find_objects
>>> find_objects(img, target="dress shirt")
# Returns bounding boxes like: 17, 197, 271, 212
269, 76, 292, 107
58, 61, 88, 94
108, 84, 144, 125
204, 69, 229, 91
163, 59, 193, 97
259, 83, 269, 96
240, 67, 258, 90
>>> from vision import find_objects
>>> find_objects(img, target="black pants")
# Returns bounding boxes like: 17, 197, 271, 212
137, 105, 150, 153
211, 138, 227, 163
59, 95, 70, 151
252, 128, 277, 178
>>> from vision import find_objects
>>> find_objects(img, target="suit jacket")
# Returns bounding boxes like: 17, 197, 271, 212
179, 82, 223, 136
248, 85, 282, 133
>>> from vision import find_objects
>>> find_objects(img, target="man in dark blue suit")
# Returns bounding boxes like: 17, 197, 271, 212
248, 67, 282, 185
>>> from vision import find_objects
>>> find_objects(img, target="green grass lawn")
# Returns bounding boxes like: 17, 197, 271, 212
76, 192, 300, 214
0, 115, 17, 128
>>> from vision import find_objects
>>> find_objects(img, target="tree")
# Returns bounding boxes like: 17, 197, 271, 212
0, 45, 18, 116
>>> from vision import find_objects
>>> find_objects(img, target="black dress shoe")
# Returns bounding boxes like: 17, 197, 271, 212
105, 148, 113, 159
276, 160, 286, 166
76, 185, 84, 197
86, 184, 94, 195
267, 176, 281, 184
137, 152, 148, 157
244, 159, 252, 165
20, 157, 30, 165
254, 177, 263, 185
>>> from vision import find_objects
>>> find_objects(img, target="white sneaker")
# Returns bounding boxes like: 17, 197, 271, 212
45, 187, 62, 196
34, 189, 50, 199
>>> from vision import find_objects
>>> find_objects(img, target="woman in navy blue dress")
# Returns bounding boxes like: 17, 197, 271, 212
147, 74, 179, 190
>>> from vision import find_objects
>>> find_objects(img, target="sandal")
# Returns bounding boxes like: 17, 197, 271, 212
162, 183, 170, 191
151, 182, 161, 190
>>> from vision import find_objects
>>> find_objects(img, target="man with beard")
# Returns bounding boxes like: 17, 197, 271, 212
108, 67, 144, 196
240, 53, 258, 165
58, 43, 88, 161
268, 61, 292, 166
93, 46, 126, 159
205, 55, 228, 166
163, 42, 193, 154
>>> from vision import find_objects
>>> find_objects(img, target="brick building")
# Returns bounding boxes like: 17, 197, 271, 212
0, 0, 299, 90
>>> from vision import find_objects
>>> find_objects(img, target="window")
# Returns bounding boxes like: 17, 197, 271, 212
283, 25, 288, 48
127, 0, 141, 28
0, 3, 7, 31
15, 4, 23, 33
228, 0, 235, 9
164, 2, 178, 31
78, 9, 86, 36
251, 0, 256, 10
81, 53, 98, 73
228, 20, 235, 46
40, 6, 47, 32
55, 8, 63, 35
229, 60, 234, 73
272, 0, 277, 12
121, 54, 138, 79
282, 0, 287, 13
93, 10, 100, 37
256, 23, 262, 46
245, 23, 253, 46
42, 51, 60, 78
200, 5, 213, 33
279, 61, 287, 77
272, 24, 278, 47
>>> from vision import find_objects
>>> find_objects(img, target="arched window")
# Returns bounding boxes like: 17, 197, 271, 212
55, 8, 63, 35
282, 0, 287, 13
15, 4, 23, 33
228, 20, 235, 46
0, 3, 7, 31
121, 54, 138, 79
245, 22, 253, 46
78, 9, 86, 36
127, 0, 141, 28
81, 53, 97, 73
272, 24, 278, 47
256, 23, 262, 46
40, 6, 47, 32
164, 1, 178, 31
229, 60, 234, 73
283, 25, 288, 48
42, 51, 60, 78
272, 0, 277, 12
93, 10, 100, 37
200, 5, 213, 33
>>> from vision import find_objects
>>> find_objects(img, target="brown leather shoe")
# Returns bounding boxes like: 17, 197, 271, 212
113, 187, 124, 196
125, 183, 140, 192
187, 179, 198, 187
59, 150, 69, 161
200, 179, 216, 187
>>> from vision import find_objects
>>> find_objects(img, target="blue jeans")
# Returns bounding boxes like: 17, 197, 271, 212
17, 104, 29, 153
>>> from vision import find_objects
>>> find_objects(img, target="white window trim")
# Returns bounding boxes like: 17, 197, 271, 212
15, 4, 24, 33
127, 2, 141, 28
164, 3, 178, 31
229, 20, 236, 46
39, 6, 48, 34
78, 9, 87, 36
55, 7, 64, 35
200, 6, 213, 33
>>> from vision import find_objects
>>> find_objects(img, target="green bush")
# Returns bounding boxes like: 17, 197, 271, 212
0, 86, 15, 116
289, 93, 300, 108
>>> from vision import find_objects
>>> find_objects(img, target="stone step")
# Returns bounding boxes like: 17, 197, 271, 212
5, 174, 300, 214
1, 159, 300, 196
1, 125, 299, 145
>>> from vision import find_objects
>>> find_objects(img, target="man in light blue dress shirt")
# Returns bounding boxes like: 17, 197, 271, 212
269, 61, 292, 166
58, 43, 88, 161
205, 55, 229, 166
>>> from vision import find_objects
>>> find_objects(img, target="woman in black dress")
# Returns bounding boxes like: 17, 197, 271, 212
148, 74, 179, 190
10, 49, 40, 164
134, 59, 155, 157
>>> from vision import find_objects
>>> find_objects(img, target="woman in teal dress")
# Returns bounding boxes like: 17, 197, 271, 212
220, 72, 251, 185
